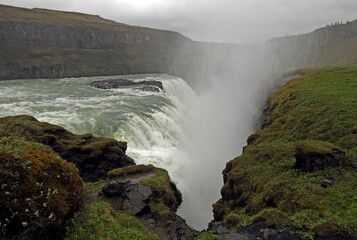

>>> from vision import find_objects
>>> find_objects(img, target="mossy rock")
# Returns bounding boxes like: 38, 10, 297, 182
294, 140, 346, 172
0, 115, 135, 181
0, 134, 83, 240
108, 165, 182, 213
108, 164, 155, 179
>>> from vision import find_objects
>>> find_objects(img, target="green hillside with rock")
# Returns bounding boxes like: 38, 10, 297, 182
212, 67, 357, 239
0, 4, 357, 240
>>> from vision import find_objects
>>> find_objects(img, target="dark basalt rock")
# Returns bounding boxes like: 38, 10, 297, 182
102, 181, 152, 215
122, 184, 152, 215
102, 181, 130, 197
90, 79, 163, 92
294, 140, 346, 172
0, 115, 135, 181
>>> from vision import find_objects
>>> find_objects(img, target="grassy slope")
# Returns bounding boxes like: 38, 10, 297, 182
65, 199, 160, 240
214, 67, 357, 238
0, 4, 174, 34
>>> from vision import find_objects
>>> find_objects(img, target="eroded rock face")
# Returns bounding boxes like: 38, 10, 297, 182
90, 79, 164, 92
102, 181, 152, 215
294, 140, 346, 172
102, 165, 194, 240
0, 115, 135, 181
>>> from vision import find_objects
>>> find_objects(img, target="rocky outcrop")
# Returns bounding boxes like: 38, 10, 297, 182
266, 20, 357, 71
0, 115, 135, 181
103, 181, 152, 215
102, 165, 195, 240
90, 79, 164, 92
294, 140, 346, 172
0, 133, 83, 240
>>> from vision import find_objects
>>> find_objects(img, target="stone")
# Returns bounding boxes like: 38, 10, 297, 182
323, 179, 333, 185
90, 79, 164, 92
216, 224, 230, 235
102, 181, 130, 197
169, 221, 192, 239
147, 219, 156, 227
122, 184, 152, 215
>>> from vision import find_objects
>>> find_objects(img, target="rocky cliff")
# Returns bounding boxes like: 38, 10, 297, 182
212, 67, 357, 239
267, 20, 357, 71
0, 4, 195, 81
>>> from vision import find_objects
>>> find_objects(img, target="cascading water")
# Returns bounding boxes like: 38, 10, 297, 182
0, 50, 275, 230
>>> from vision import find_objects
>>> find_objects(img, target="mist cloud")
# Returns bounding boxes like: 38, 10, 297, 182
1, 0, 357, 43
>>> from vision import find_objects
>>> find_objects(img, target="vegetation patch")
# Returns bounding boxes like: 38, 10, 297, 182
213, 67, 357, 238
0, 115, 135, 181
65, 199, 159, 240
0, 134, 83, 240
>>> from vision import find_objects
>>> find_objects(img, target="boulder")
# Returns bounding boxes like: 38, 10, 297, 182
102, 181, 130, 197
102, 181, 152, 215
294, 140, 346, 172
122, 184, 152, 215
0, 115, 135, 181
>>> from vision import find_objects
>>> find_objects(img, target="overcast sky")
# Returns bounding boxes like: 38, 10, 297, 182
1, 0, 357, 43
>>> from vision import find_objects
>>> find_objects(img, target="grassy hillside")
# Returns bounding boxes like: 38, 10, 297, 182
213, 67, 357, 239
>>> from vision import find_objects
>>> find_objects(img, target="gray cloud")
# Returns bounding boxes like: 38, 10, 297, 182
1, 0, 357, 43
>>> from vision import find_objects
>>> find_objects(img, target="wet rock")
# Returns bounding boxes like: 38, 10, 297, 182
90, 79, 163, 92
102, 181, 130, 197
294, 140, 346, 172
122, 184, 152, 215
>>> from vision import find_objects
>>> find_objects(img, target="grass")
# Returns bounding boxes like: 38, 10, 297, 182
213, 66, 357, 238
65, 199, 159, 240
65, 164, 184, 239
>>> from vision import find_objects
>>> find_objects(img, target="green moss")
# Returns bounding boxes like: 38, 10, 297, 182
65, 199, 159, 240
140, 168, 182, 212
252, 208, 290, 225
214, 67, 357, 238
0, 135, 83, 239
295, 140, 345, 156
108, 164, 156, 179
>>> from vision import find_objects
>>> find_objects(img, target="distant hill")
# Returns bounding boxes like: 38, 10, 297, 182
267, 20, 357, 71
0, 4, 194, 80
